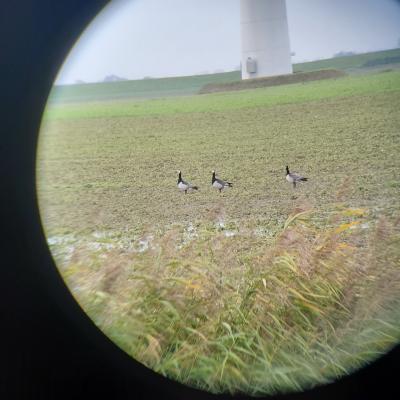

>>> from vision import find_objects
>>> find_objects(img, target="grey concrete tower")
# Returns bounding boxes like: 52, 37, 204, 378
240, 0, 292, 80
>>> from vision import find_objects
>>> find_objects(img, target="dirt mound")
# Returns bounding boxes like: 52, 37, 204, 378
199, 69, 347, 94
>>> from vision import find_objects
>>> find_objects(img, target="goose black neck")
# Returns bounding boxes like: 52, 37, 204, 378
212, 172, 216, 184
286, 166, 290, 175
178, 172, 182, 183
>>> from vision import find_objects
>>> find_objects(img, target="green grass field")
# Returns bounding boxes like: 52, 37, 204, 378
37, 62, 400, 395
48, 48, 400, 104
294, 47, 400, 73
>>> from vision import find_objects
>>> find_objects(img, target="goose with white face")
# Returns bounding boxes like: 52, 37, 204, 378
286, 165, 308, 188
212, 170, 233, 193
177, 170, 199, 194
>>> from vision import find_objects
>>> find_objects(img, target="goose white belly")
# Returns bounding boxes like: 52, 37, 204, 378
178, 182, 189, 191
213, 181, 224, 190
286, 174, 294, 183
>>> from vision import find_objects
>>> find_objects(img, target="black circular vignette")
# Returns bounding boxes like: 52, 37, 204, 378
0, 1, 399, 399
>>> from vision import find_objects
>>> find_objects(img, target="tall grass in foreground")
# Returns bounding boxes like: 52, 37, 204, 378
61, 201, 400, 396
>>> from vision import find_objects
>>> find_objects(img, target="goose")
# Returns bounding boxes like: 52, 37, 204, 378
212, 170, 233, 193
177, 171, 199, 194
286, 166, 308, 188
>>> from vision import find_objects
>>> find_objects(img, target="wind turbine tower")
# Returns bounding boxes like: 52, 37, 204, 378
240, 0, 292, 80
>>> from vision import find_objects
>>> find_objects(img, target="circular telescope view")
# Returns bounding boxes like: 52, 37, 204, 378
36, 0, 400, 396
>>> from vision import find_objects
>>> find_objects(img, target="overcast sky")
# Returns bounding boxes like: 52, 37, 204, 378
56, 0, 400, 84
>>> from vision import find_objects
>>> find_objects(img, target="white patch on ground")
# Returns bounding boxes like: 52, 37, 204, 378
184, 223, 198, 241
87, 242, 116, 251
46, 231, 158, 266
213, 219, 238, 238
52, 245, 76, 265
217, 220, 225, 229
47, 234, 76, 246
349, 222, 370, 230
47, 234, 78, 265
92, 231, 108, 239
253, 227, 275, 238
176, 223, 199, 249
136, 235, 154, 253
47, 220, 280, 267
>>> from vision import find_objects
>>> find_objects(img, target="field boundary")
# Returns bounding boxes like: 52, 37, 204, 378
199, 69, 347, 94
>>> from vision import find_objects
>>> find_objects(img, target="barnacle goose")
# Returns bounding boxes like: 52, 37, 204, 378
212, 170, 233, 193
286, 166, 308, 188
177, 171, 199, 194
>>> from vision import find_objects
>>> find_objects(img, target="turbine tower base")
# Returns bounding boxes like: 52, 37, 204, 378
240, 0, 292, 80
